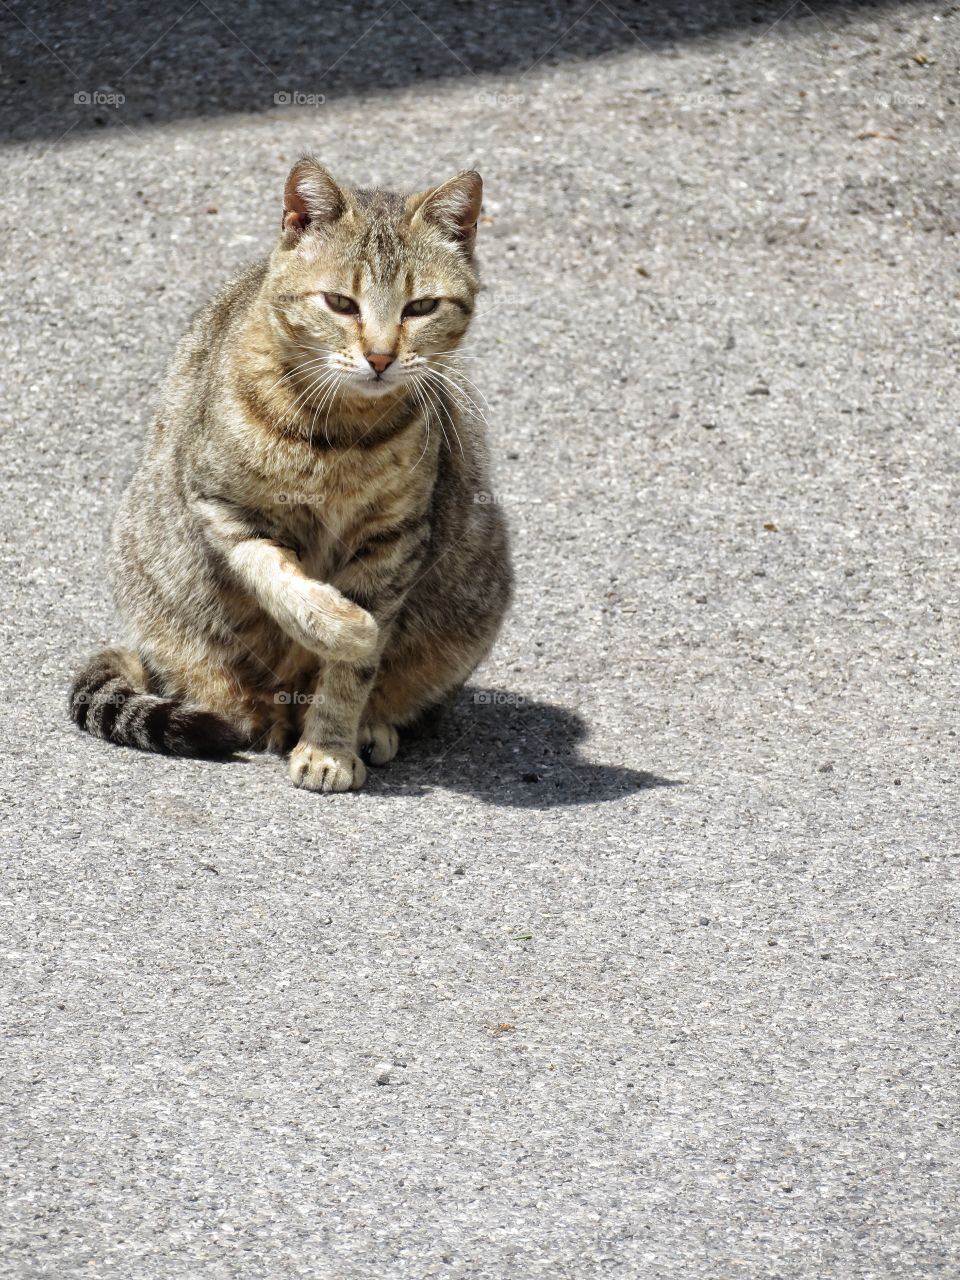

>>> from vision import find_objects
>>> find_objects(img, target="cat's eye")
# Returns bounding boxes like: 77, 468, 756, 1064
402, 297, 439, 318
324, 292, 359, 316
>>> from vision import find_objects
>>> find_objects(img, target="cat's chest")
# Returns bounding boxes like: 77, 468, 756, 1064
276, 493, 358, 579
249, 427, 432, 575
269, 468, 419, 580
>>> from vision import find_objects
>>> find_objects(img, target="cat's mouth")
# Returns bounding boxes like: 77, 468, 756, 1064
346, 370, 406, 398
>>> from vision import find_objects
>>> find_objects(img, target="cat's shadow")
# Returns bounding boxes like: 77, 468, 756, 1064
369, 686, 680, 809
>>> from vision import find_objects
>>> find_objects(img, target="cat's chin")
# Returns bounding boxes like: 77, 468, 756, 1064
343, 375, 405, 401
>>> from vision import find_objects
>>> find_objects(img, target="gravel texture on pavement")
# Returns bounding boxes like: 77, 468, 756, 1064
1, 2, 958, 1276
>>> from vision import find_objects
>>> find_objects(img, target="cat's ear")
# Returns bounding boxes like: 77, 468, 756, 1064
407, 171, 483, 253
282, 159, 346, 241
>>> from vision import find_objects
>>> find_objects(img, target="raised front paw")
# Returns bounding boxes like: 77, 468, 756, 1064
289, 742, 368, 793
358, 722, 400, 766
281, 580, 379, 663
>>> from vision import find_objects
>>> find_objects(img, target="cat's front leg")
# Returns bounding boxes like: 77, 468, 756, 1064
288, 655, 381, 793
194, 497, 378, 662
288, 520, 430, 792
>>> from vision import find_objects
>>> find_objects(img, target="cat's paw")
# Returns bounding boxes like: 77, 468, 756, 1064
289, 742, 368, 793
282, 581, 378, 662
358, 722, 400, 766
309, 588, 378, 663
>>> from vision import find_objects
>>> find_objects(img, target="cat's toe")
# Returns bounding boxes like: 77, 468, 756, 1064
358, 722, 400, 766
289, 743, 367, 793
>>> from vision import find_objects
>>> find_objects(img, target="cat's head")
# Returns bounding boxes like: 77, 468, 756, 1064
265, 158, 482, 402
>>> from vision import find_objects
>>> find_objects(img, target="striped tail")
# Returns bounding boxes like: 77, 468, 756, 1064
68, 647, 245, 758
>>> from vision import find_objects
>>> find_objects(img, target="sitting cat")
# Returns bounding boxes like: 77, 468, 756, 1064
69, 159, 512, 793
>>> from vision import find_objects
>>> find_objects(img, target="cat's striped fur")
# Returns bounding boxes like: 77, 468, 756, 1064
69, 160, 512, 792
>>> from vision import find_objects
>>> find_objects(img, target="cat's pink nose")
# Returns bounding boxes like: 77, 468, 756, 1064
366, 352, 395, 375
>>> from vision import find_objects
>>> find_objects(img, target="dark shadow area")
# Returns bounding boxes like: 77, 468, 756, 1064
369, 686, 680, 809
2, 0, 897, 144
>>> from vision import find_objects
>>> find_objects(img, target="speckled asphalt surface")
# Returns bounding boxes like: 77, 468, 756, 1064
1, 2, 958, 1276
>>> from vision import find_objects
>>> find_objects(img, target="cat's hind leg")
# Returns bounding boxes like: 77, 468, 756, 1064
361, 627, 485, 746
69, 646, 247, 758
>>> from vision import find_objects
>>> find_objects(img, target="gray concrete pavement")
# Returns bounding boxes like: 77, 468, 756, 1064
2, 2, 959, 1276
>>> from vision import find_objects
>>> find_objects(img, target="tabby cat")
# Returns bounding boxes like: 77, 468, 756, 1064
69, 159, 512, 792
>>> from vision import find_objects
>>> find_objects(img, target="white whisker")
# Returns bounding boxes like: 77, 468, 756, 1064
417, 375, 464, 459
423, 375, 484, 424
427, 359, 490, 412
409, 382, 433, 472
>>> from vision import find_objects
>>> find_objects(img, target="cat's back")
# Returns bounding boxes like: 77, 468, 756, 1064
111, 260, 270, 592
163, 258, 269, 407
